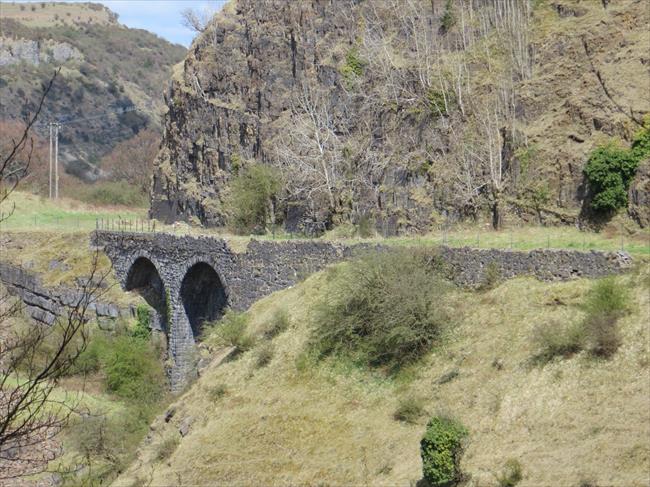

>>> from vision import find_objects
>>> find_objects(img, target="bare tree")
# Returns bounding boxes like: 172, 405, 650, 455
181, 5, 217, 34
102, 129, 159, 195
0, 70, 58, 223
272, 82, 351, 216
0, 251, 110, 480
0, 69, 110, 479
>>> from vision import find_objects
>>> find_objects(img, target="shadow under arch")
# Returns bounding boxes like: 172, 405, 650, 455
125, 256, 167, 332
180, 262, 228, 338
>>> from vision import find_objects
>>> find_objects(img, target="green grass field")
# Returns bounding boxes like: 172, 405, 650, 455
2, 191, 648, 256
0, 191, 146, 233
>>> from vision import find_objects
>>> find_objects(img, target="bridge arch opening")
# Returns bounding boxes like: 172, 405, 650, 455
125, 257, 167, 332
180, 262, 227, 337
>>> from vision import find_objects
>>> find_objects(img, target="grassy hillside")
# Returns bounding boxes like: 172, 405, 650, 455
0, 284, 170, 485
0, 2, 117, 27
113, 260, 650, 486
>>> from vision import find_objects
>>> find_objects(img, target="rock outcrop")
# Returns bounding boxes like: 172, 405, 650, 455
151, 0, 358, 226
0, 38, 82, 66
151, 0, 649, 233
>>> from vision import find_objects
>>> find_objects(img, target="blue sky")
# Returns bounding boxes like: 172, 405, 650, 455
17, 1, 228, 46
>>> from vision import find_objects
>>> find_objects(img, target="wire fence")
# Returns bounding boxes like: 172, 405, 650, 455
1, 213, 648, 255
95, 217, 156, 233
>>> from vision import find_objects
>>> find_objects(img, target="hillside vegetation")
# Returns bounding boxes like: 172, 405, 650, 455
152, 0, 649, 234
0, 2, 185, 180
114, 256, 650, 487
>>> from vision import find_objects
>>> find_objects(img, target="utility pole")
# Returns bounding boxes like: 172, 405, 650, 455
54, 122, 60, 200
48, 122, 53, 199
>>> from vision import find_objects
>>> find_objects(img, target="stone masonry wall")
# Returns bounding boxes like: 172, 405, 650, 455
92, 230, 632, 391
0, 261, 135, 328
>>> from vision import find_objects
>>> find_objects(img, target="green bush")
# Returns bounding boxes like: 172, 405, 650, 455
582, 277, 629, 357
207, 310, 255, 352
131, 304, 151, 340
584, 143, 638, 213
441, 0, 456, 32
255, 342, 274, 368
67, 408, 148, 482
310, 249, 454, 371
355, 213, 376, 238
341, 47, 366, 86
496, 458, 523, 487
479, 261, 501, 291
226, 164, 282, 235
103, 334, 166, 403
69, 333, 106, 376
393, 395, 426, 424
583, 276, 629, 318
533, 278, 629, 362
584, 119, 649, 214
207, 383, 228, 402
631, 117, 650, 160
420, 416, 468, 486
427, 88, 454, 118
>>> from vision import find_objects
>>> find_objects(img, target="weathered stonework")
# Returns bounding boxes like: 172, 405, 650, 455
92, 230, 632, 392
0, 261, 135, 327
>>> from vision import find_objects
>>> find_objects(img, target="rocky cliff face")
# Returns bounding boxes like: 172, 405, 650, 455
151, 0, 649, 233
151, 0, 358, 226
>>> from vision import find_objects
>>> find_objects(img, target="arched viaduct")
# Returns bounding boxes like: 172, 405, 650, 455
94, 231, 354, 390
92, 231, 631, 391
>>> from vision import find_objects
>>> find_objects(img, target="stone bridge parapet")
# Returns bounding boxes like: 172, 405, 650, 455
91, 231, 632, 391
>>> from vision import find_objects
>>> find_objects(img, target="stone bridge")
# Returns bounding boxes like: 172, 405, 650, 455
92, 231, 631, 391
93, 231, 356, 390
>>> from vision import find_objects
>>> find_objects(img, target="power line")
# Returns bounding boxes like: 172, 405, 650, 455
57, 105, 138, 126
36, 105, 139, 128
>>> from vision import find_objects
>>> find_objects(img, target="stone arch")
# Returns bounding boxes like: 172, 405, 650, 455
179, 261, 228, 337
125, 256, 168, 332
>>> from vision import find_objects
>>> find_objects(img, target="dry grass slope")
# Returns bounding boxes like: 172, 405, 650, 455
114, 264, 650, 487
0, 2, 116, 28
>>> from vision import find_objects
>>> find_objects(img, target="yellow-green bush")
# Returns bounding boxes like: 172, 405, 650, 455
310, 249, 454, 371
225, 164, 281, 235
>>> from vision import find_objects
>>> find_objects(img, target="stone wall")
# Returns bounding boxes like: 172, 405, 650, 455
0, 261, 135, 328
92, 230, 632, 391
437, 246, 633, 286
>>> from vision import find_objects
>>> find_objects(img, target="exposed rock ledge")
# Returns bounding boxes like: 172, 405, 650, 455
0, 261, 134, 328
0, 37, 83, 66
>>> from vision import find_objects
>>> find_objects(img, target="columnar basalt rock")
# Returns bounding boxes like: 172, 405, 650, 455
92, 230, 632, 392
